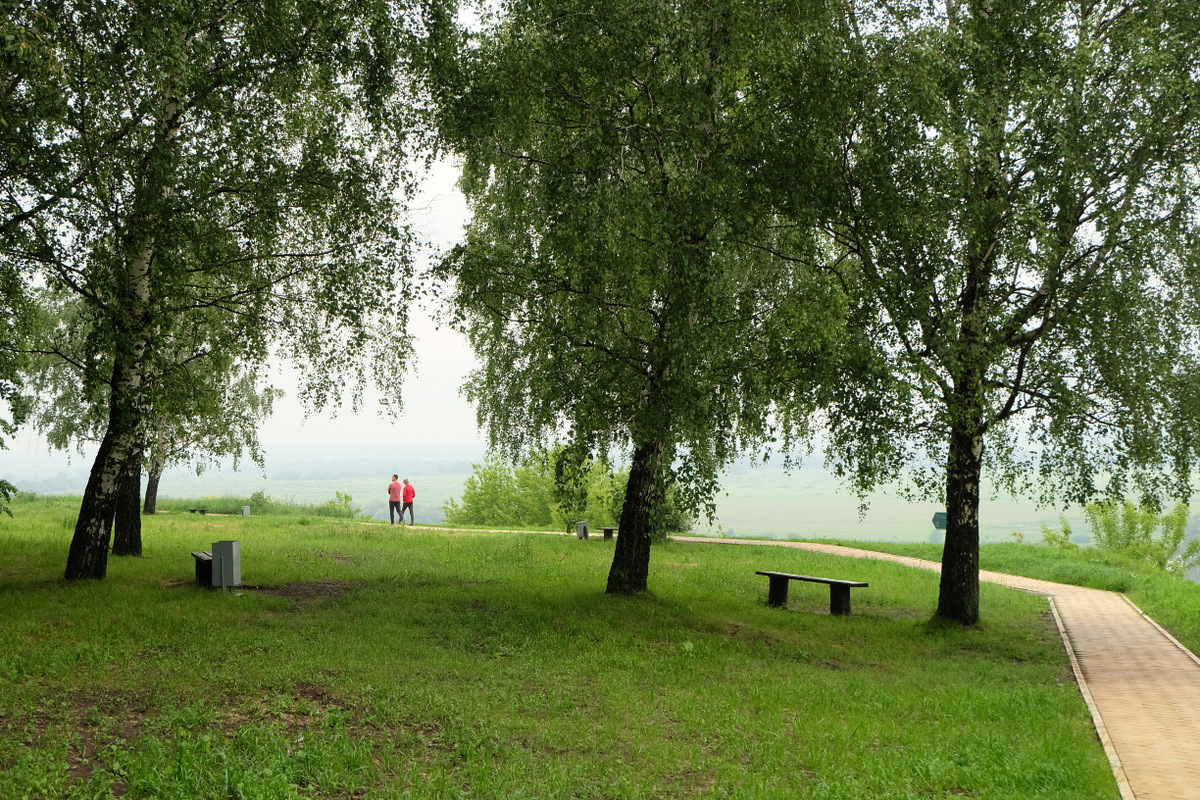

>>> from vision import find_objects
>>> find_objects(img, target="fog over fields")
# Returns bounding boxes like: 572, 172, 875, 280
6, 439, 1094, 545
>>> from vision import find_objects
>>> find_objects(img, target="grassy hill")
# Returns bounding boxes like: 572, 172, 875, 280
0, 494, 1125, 798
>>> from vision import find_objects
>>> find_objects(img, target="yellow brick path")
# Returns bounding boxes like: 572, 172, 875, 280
675, 536, 1200, 800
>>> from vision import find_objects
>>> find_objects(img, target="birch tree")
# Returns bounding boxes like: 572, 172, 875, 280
22, 299, 281, 554
768, 0, 1200, 624
433, 0, 845, 593
3, 0, 424, 579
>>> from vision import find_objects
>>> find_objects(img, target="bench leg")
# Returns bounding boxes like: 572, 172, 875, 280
767, 575, 790, 607
829, 584, 851, 615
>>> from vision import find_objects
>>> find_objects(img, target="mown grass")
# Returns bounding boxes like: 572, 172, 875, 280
151, 492, 363, 519
827, 539, 1200, 654
0, 495, 1117, 799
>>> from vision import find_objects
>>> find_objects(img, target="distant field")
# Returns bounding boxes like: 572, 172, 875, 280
148, 472, 472, 527
695, 470, 1089, 544
139, 466, 1089, 544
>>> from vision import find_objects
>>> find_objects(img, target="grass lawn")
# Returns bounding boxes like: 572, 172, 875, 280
826, 539, 1200, 656
1, 495, 1117, 799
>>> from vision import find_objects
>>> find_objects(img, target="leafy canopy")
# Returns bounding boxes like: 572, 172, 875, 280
436, 0, 846, 521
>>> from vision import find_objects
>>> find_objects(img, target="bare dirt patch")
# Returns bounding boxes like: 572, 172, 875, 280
246, 579, 362, 603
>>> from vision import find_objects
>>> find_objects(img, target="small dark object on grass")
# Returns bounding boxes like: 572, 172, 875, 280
191, 550, 213, 586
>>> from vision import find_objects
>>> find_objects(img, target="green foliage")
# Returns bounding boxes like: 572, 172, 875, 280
441, 455, 556, 529
3, 0, 429, 577
779, 0, 1200, 623
433, 0, 845, 552
317, 492, 365, 520
816, 0, 1200, 507
1085, 502, 1199, 576
442, 447, 696, 534
1040, 518, 1078, 551
248, 490, 287, 515
1, 0, 61, 448
0, 478, 14, 519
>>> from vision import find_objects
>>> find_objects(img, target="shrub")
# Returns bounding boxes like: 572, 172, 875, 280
443, 447, 695, 534
0, 478, 15, 519
313, 491, 364, 519
1040, 517, 1078, 550
1085, 501, 1199, 576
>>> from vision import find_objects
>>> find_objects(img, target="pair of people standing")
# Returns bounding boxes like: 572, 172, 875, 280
388, 475, 415, 525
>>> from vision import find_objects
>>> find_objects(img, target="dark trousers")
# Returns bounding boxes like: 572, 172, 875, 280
389, 500, 402, 523
402, 501, 414, 524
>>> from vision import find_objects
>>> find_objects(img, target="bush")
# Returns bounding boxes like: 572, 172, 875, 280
442, 447, 695, 534
0, 478, 16, 519
1040, 517, 1078, 550
312, 491, 365, 519
443, 450, 617, 530
1085, 501, 1199, 576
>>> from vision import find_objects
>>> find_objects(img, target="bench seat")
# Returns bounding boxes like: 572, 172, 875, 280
755, 571, 868, 615
191, 550, 213, 586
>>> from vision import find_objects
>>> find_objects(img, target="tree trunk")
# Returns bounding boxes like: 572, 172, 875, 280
937, 423, 984, 625
143, 455, 164, 514
65, 427, 122, 580
64, 80, 180, 578
65, 253, 153, 578
606, 439, 665, 594
65, 343, 151, 578
112, 449, 143, 556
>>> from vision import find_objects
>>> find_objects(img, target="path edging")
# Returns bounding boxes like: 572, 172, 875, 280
1048, 598, 1134, 800
1120, 594, 1200, 670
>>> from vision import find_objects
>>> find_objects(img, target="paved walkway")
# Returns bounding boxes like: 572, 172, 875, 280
676, 536, 1200, 800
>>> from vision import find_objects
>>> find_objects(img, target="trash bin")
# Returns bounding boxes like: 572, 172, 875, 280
241, 506, 251, 517
575, 521, 589, 540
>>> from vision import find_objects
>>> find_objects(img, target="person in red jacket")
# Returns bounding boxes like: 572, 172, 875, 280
401, 479, 416, 525
387, 475, 403, 525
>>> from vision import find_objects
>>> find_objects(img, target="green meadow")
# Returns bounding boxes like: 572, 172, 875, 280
0, 494, 1121, 799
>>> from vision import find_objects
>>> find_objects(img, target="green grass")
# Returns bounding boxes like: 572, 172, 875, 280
827, 539, 1200, 654
0, 495, 1118, 799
